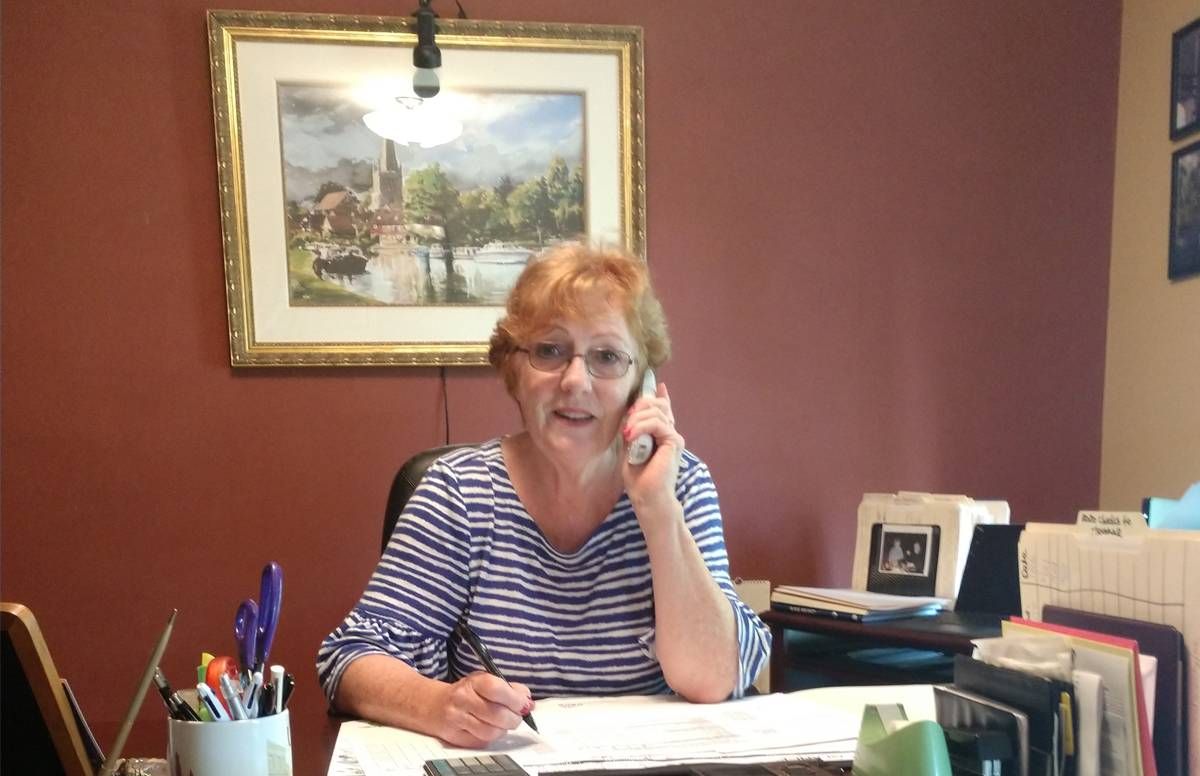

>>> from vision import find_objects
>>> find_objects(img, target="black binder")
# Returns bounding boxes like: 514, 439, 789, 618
954, 655, 1075, 776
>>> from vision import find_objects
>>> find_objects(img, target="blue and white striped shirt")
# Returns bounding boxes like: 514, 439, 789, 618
317, 440, 770, 702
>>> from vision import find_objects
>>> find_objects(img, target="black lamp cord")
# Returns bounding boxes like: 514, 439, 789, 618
440, 366, 451, 445
415, 0, 467, 19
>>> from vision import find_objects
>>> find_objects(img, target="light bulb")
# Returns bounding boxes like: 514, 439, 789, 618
413, 68, 440, 100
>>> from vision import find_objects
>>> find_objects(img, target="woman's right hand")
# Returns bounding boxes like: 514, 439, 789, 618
433, 672, 534, 748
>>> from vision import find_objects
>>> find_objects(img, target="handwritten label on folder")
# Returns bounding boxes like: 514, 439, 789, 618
1018, 517, 1200, 776
1076, 511, 1147, 539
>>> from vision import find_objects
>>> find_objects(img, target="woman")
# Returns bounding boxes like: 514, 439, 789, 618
317, 244, 770, 747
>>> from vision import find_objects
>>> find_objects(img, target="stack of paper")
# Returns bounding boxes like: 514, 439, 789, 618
337, 693, 868, 776
1002, 618, 1157, 776
770, 586, 948, 622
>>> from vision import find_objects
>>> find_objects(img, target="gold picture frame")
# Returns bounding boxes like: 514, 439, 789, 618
208, 10, 645, 367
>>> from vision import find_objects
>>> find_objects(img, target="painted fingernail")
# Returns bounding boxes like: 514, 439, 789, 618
520, 698, 534, 715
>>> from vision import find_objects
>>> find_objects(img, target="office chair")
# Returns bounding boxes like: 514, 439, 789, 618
382, 444, 471, 554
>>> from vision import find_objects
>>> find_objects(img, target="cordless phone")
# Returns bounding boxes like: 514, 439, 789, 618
626, 369, 657, 465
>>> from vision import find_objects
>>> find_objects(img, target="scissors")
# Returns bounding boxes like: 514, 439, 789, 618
255, 561, 283, 673
233, 598, 258, 677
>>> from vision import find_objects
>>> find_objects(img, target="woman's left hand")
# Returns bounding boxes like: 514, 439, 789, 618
622, 381, 684, 513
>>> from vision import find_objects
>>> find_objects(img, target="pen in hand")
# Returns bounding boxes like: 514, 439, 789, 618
454, 622, 538, 733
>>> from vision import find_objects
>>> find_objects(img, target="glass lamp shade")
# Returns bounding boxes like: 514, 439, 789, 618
363, 96, 463, 149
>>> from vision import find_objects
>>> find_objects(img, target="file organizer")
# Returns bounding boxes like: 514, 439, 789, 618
1018, 518, 1200, 776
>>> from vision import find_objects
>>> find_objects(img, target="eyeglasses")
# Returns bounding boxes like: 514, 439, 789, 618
517, 342, 635, 379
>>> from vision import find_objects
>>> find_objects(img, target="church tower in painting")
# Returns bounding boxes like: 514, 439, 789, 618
370, 137, 405, 238
370, 137, 404, 213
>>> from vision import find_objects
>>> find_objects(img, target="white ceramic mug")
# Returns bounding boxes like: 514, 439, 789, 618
168, 709, 292, 776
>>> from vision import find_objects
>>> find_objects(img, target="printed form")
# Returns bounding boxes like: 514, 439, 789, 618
329, 687, 937, 776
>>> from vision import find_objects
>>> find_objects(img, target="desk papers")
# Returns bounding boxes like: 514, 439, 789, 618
1042, 606, 1184, 776
328, 687, 938, 776
1018, 520, 1200, 776
1003, 618, 1153, 776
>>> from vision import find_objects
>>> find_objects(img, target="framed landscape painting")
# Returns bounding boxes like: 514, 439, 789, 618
208, 11, 645, 366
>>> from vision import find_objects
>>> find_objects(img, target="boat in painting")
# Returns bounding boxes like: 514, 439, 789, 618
474, 242, 534, 264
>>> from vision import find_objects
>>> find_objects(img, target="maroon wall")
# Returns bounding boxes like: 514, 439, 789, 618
1, 0, 1120, 764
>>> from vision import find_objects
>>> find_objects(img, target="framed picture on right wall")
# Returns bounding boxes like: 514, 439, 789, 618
1172, 17, 1200, 140
1170, 139, 1200, 281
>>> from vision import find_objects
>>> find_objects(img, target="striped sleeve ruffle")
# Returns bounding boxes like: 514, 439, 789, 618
316, 613, 450, 703
316, 456, 473, 703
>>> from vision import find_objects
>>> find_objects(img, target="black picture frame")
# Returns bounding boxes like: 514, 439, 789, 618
1169, 138, 1200, 281
866, 523, 940, 597
1171, 17, 1200, 141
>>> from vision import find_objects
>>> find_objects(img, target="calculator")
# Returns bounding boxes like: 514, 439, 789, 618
424, 754, 531, 776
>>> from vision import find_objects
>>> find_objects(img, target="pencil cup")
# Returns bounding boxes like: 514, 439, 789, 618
168, 709, 292, 776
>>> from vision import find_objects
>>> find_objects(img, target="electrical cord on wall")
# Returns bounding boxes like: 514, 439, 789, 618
439, 366, 451, 445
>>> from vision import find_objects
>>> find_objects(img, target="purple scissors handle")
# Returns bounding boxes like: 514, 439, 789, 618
234, 598, 259, 674
255, 561, 283, 671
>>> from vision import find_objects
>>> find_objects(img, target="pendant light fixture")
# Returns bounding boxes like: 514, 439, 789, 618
362, 0, 463, 148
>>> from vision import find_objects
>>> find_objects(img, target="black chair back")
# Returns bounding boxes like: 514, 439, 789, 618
382, 444, 472, 554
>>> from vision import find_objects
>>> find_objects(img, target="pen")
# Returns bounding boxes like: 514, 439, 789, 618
259, 683, 276, 717
270, 664, 285, 715
219, 673, 249, 720
281, 672, 295, 709
196, 682, 230, 721
242, 670, 263, 718
153, 668, 201, 722
455, 622, 538, 733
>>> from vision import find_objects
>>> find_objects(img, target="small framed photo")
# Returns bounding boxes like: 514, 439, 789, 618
1171, 17, 1200, 140
1170, 139, 1200, 281
867, 523, 941, 597
876, 524, 935, 577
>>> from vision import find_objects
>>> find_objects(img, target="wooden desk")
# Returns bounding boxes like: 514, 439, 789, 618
284, 611, 1002, 774
288, 701, 344, 776
762, 609, 1000, 692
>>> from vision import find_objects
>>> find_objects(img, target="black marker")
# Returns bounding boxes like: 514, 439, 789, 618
259, 683, 276, 717
455, 622, 538, 733
280, 672, 296, 709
